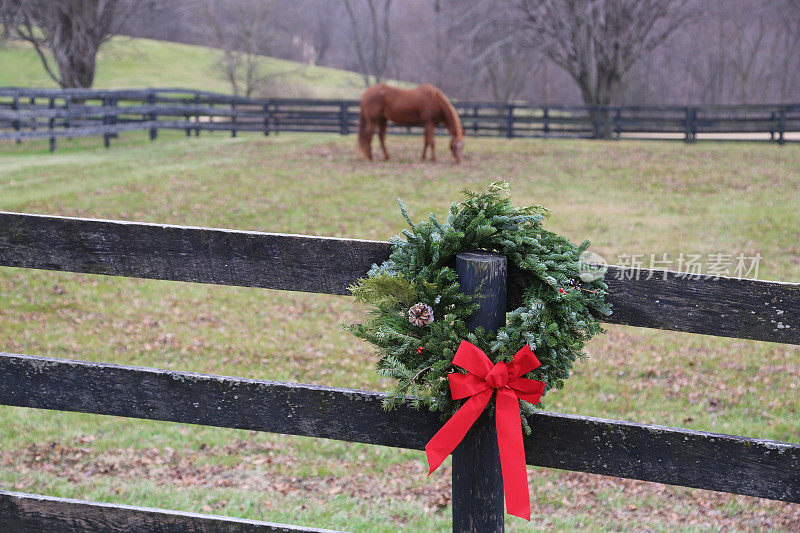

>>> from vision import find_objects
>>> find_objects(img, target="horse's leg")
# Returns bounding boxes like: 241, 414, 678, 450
424, 123, 436, 162
365, 121, 376, 160
378, 119, 390, 160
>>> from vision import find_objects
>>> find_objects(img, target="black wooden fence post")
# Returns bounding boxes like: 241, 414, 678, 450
194, 93, 201, 137
684, 107, 697, 143
778, 106, 786, 146
48, 97, 56, 152
12, 94, 21, 144
110, 97, 119, 140
592, 107, 602, 139
29, 96, 36, 132
102, 96, 111, 148
452, 251, 507, 533
684, 106, 691, 143
542, 107, 550, 137
64, 97, 71, 137
505, 104, 514, 139
231, 102, 237, 138
184, 96, 192, 137
769, 111, 776, 141
147, 91, 157, 140
339, 102, 349, 135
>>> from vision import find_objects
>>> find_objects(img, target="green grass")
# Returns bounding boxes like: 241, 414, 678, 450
0, 36, 368, 98
1, 131, 799, 531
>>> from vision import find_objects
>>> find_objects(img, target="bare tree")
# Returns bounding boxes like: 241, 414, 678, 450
389, 0, 471, 97
766, 0, 800, 102
118, 1, 197, 46
482, 42, 543, 103
197, 0, 275, 98
0, 1, 15, 39
518, 0, 689, 106
343, 0, 393, 86
1, 0, 131, 88
309, 3, 333, 64
447, 0, 540, 102
729, 17, 772, 104
662, 0, 800, 105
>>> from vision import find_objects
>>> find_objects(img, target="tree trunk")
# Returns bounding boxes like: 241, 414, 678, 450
6, 0, 127, 90
53, 36, 98, 89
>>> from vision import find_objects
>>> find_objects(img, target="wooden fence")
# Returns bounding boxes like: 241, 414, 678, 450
0, 211, 798, 531
1, 87, 799, 152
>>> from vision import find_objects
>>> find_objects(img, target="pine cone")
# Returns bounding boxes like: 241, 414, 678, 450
408, 302, 434, 327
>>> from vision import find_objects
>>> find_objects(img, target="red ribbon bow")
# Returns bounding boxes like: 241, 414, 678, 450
425, 340, 545, 521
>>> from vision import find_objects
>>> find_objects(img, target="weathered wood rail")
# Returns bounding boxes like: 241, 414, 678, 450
0, 211, 798, 531
2, 212, 797, 345
0, 491, 337, 533
1, 87, 798, 152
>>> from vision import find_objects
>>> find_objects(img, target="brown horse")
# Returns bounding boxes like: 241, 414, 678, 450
358, 83, 464, 163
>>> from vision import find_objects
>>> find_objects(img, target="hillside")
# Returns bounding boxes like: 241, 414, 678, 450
0, 36, 367, 98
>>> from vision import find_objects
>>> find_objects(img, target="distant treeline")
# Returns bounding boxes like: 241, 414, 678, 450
119, 0, 800, 106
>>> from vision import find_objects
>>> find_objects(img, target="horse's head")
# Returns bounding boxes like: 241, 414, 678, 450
450, 137, 465, 163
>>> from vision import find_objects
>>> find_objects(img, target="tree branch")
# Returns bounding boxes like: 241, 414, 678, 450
15, 16, 63, 86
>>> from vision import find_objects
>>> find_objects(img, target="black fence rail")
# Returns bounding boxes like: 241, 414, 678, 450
1, 87, 798, 152
0, 211, 798, 532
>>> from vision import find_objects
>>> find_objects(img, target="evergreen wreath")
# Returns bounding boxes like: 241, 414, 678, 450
347, 182, 611, 433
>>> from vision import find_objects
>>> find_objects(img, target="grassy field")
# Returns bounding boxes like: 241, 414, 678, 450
1, 131, 799, 531
0, 37, 367, 98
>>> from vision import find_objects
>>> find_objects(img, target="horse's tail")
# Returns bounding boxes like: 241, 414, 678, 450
357, 110, 371, 158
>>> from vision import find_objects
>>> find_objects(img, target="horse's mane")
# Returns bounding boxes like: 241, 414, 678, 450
431, 87, 464, 140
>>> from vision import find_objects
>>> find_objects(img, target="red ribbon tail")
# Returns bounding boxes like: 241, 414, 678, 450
425, 388, 493, 475
496, 388, 531, 521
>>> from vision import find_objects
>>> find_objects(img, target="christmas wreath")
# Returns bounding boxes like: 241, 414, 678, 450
347, 182, 612, 519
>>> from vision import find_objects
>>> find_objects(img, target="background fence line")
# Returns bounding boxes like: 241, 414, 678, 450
1, 87, 798, 151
